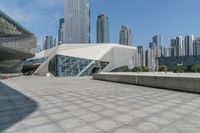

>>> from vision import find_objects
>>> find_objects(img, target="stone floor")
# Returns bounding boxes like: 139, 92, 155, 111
1, 76, 200, 133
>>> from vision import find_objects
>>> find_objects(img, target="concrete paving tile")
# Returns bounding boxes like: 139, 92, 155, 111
0, 122, 25, 133
58, 117, 86, 131
2, 76, 200, 133
43, 108, 64, 115
94, 118, 120, 132
22, 117, 50, 128
79, 113, 103, 122
70, 124, 101, 133
136, 122, 160, 133
27, 124, 63, 133
115, 106, 130, 113
148, 116, 174, 127
99, 109, 119, 117
114, 127, 142, 133
68, 108, 88, 116
113, 114, 137, 124
89, 105, 104, 112
129, 110, 149, 118
49, 112, 72, 121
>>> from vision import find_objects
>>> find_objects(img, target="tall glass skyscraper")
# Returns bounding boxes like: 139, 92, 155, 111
119, 25, 132, 46
185, 35, 194, 56
64, 0, 90, 44
43, 36, 56, 50
152, 35, 161, 48
97, 14, 110, 43
194, 37, 200, 56
58, 18, 64, 45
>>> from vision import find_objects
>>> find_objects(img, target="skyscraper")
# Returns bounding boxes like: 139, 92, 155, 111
64, 0, 90, 44
185, 35, 194, 56
97, 14, 110, 43
170, 36, 183, 57
137, 46, 146, 67
58, 18, 64, 45
194, 37, 200, 56
152, 35, 161, 48
43, 36, 56, 50
119, 25, 132, 46
163, 47, 171, 57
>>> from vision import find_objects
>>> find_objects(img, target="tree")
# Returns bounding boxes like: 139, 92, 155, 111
159, 65, 167, 72
173, 66, 186, 73
131, 67, 142, 72
141, 66, 149, 72
191, 64, 200, 73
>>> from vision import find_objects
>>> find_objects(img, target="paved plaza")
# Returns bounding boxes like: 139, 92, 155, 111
1, 76, 200, 133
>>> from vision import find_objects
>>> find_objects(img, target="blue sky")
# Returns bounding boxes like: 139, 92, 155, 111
0, 0, 200, 48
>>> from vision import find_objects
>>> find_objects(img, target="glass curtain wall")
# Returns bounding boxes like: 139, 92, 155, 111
49, 55, 109, 77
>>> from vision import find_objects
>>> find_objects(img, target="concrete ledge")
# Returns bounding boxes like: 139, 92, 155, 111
0, 73, 23, 79
93, 72, 200, 93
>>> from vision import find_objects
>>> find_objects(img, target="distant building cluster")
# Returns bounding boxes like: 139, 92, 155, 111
40, 0, 200, 70
133, 35, 161, 70
159, 35, 200, 67
134, 35, 200, 70
43, 36, 56, 50
42, 0, 133, 51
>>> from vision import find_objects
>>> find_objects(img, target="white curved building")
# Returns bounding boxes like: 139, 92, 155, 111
25, 44, 136, 77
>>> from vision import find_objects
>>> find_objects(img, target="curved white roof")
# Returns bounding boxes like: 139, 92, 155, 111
33, 43, 137, 76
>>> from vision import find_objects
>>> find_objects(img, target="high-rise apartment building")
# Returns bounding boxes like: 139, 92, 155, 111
43, 36, 56, 50
185, 35, 194, 56
137, 46, 146, 67
145, 48, 156, 70
64, 0, 90, 43
163, 47, 171, 57
119, 25, 132, 46
171, 36, 183, 57
58, 18, 64, 45
152, 35, 161, 48
149, 35, 162, 58
194, 37, 200, 56
97, 14, 110, 43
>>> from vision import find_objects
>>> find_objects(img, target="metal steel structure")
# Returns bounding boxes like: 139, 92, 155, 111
0, 10, 37, 73
49, 55, 109, 77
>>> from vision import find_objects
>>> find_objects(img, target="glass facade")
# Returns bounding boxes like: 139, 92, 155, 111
64, 0, 90, 43
49, 55, 109, 77
22, 57, 48, 75
97, 14, 110, 43
119, 25, 132, 46
0, 10, 37, 73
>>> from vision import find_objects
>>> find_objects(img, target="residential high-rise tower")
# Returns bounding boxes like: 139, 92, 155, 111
97, 14, 110, 43
194, 37, 200, 56
185, 35, 194, 56
152, 35, 161, 48
43, 36, 56, 50
170, 36, 184, 57
119, 25, 132, 46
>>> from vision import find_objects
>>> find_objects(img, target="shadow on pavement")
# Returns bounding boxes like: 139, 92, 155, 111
0, 81, 38, 132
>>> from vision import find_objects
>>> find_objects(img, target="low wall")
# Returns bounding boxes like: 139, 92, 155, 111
0, 73, 23, 79
93, 73, 200, 93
